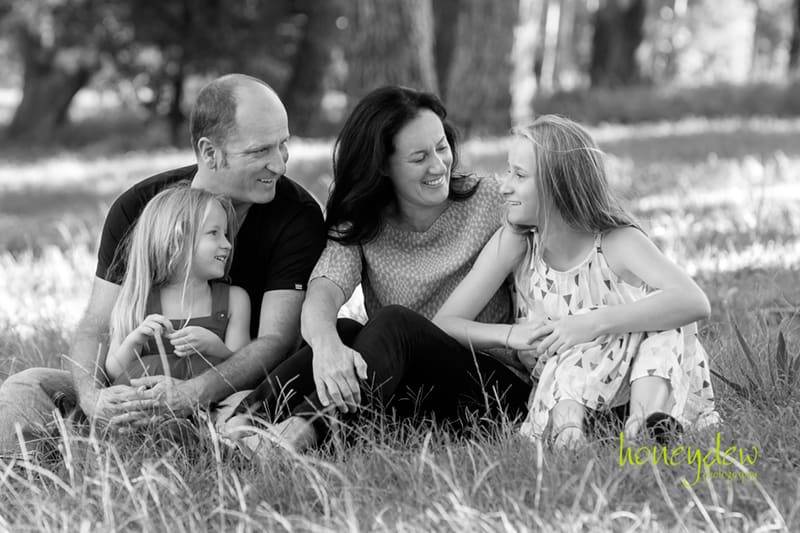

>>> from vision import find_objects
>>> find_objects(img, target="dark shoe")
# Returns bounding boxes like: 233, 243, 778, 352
645, 412, 684, 445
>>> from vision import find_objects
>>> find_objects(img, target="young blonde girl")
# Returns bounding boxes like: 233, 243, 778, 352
434, 115, 719, 448
106, 185, 251, 385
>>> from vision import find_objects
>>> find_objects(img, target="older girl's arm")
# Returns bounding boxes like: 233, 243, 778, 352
433, 229, 529, 350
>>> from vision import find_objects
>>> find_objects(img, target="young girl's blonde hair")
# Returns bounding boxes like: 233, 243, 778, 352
508, 115, 639, 306
109, 184, 236, 347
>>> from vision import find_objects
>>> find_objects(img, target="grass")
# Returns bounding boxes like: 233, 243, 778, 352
1, 116, 799, 530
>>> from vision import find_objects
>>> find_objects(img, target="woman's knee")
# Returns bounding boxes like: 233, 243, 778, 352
365, 305, 427, 334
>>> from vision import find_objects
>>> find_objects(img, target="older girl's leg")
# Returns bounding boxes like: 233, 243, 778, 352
550, 399, 587, 449
625, 376, 671, 437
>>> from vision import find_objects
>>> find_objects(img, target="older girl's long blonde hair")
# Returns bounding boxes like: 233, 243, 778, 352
109, 184, 236, 346
508, 115, 639, 306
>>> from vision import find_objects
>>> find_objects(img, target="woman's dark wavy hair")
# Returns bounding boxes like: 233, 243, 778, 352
325, 86, 478, 245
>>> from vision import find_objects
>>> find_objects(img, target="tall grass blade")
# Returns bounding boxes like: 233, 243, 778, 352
775, 331, 788, 382
730, 317, 765, 389
709, 369, 749, 398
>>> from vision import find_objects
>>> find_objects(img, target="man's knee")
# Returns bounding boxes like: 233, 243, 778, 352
1, 367, 53, 391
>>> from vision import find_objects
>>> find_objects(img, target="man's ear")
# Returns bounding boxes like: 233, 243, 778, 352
197, 137, 217, 170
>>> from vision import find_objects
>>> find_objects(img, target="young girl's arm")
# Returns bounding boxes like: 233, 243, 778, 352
434, 228, 542, 350
223, 286, 251, 354
536, 227, 710, 356
106, 314, 174, 381
169, 287, 251, 359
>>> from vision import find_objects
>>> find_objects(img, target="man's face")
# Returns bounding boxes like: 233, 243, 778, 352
215, 85, 290, 205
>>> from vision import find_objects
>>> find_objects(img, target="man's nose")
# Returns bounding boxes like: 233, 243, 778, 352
266, 151, 286, 176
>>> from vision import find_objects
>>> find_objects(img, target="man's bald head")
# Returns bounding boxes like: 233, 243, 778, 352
189, 74, 283, 156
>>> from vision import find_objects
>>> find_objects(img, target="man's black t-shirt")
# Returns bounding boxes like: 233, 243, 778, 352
96, 165, 326, 338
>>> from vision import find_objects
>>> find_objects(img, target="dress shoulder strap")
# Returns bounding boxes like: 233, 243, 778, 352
145, 288, 162, 314
210, 281, 230, 319
594, 233, 603, 253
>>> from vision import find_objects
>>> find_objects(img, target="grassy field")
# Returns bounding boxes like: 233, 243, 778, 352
1, 116, 799, 531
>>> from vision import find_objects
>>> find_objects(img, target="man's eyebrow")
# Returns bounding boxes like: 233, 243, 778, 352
243, 136, 291, 152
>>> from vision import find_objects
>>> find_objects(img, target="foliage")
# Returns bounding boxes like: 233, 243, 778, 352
534, 81, 800, 125
1, 117, 799, 531
711, 316, 800, 408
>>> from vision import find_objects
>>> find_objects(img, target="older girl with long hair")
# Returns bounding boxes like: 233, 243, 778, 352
434, 115, 719, 448
106, 185, 251, 384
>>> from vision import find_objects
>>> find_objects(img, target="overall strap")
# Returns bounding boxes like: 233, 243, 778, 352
210, 281, 230, 321
145, 288, 162, 314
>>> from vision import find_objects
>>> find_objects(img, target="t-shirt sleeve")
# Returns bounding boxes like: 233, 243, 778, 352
95, 194, 139, 284
309, 238, 363, 301
264, 203, 326, 292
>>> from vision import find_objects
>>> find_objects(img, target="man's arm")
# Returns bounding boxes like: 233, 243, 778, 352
69, 277, 118, 407
68, 276, 162, 420
177, 289, 304, 406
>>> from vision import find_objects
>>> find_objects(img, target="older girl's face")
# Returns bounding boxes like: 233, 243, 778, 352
500, 137, 542, 227
386, 110, 453, 213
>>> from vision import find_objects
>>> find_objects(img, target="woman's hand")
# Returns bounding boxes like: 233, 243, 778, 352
536, 313, 599, 357
168, 326, 229, 358
127, 314, 174, 346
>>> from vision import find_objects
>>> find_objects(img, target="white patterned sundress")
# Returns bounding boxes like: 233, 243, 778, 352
517, 232, 720, 440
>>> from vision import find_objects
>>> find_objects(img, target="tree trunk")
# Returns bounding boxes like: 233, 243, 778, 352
511, 0, 545, 125
283, 0, 342, 136
589, 0, 646, 88
167, 63, 185, 147
344, 0, 438, 101
539, 0, 561, 94
445, 0, 517, 136
6, 27, 94, 142
790, 0, 800, 75
432, 0, 461, 100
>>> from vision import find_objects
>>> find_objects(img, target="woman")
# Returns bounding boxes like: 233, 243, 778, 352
230, 86, 531, 451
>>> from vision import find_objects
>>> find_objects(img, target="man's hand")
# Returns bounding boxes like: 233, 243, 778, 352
128, 375, 203, 418
311, 338, 368, 413
80, 383, 164, 425
168, 326, 228, 358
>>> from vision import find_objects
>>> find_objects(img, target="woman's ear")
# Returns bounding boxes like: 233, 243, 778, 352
197, 137, 217, 170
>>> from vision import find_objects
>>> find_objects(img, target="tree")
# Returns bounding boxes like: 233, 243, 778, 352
790, 0, 800, 75
511, 0, 545, 125
445, 0, 517, 135
282, 0, 345, 136
343, 0, 438, 101
432, 0, 461, 99
119, 0, 297, 145
2, 0, 114, 141
589, 0, 646, 87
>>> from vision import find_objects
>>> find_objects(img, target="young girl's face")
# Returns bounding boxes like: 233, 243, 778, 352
502, 137, 543, 227
191, 200, 232, 280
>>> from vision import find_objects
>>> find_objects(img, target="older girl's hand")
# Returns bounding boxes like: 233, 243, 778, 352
535, 313, 599, 357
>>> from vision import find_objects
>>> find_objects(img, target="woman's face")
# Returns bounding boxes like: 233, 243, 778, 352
501, 137, 543, 227
386, 109, 453, 214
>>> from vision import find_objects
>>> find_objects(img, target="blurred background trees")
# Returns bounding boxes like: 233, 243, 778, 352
1, 0, 799, 145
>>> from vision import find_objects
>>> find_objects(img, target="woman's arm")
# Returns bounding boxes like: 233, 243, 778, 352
433, 228, 534, 350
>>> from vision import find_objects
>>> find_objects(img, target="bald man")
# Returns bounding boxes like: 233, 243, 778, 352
0, 74, 325, 453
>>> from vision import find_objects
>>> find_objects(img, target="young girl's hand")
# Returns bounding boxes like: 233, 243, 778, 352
127, 314, 174, 346
168, 326, 228, 358
536, 313, 599, 357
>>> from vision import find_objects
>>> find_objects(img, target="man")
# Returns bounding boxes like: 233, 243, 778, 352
0, 74, 325, 453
